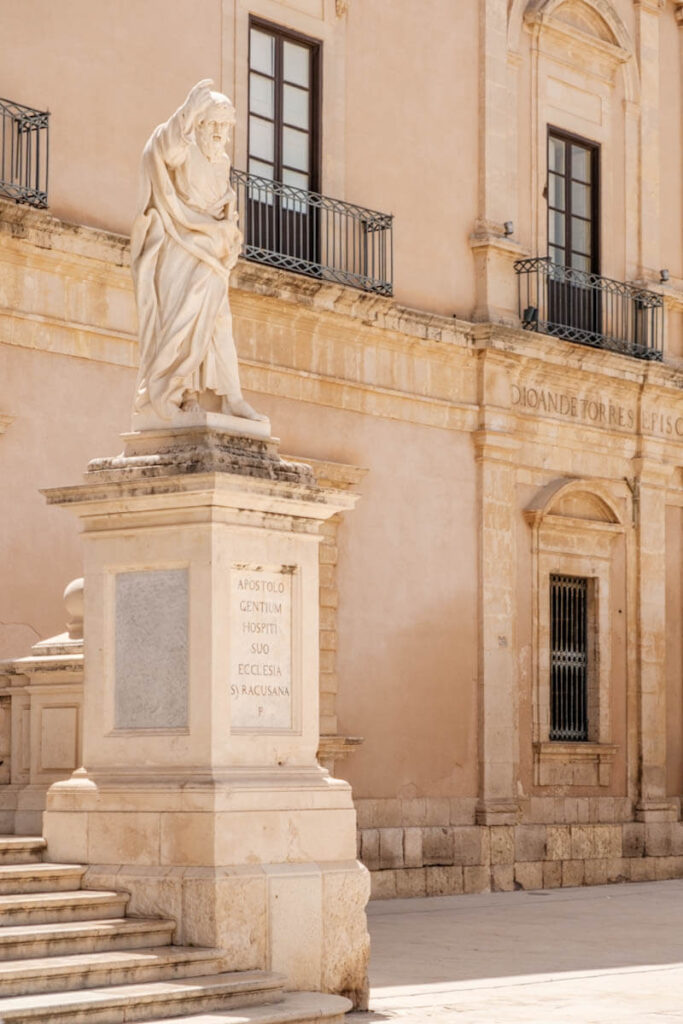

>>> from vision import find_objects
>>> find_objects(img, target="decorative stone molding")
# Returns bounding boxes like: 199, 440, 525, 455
525, 478, 626, 786
524, 2, 633, 84
675, 1, 683, 25
0, 415, 13, 437
534, 741, 618, 786
294, 456, 367, 774
335, 0, 349, 15
524, 0, 635, 54
317, 734, 363, 773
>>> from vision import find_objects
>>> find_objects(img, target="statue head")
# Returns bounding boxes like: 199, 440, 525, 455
196, 91, 236, 163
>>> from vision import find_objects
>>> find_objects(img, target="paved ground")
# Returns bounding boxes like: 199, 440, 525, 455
347, 879, 683, 1023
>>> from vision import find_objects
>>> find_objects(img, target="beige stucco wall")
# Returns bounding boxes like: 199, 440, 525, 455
1, 344, 133, 656
1, 0, 223, 234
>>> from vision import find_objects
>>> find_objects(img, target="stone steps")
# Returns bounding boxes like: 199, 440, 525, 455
0, 888, 128, 926
0, 861, 85, 893
150, 992, 353, 1023
0, 836, 46, 863
0, 945, 224, 996
0, 916, 176, 959
0, 970, 285, 1023
0, 836, 349, 1024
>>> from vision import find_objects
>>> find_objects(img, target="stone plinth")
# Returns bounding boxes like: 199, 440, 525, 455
41, 424, 369, 1007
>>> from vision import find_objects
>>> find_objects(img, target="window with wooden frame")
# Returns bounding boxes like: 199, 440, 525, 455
547, 128, 600, 275
546, 129, 601, 340
247, 18, 321, 265
248, 19, 320, 193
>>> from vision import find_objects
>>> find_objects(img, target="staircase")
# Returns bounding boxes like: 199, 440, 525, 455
0, 836, 350, 1023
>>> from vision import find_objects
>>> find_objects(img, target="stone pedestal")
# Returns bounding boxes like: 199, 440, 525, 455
41, 424, 369, 1007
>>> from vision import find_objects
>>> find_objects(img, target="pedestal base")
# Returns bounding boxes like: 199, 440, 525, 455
42, 426, 368, 1006
44, 767, 370, 1006
131, 407, 272, 441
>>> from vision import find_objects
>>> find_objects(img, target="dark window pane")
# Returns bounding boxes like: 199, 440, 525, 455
549, 136, 565, 173
249, 115, 275, 162
549, 210, 565, 247
248, 158, 274, 180
571, 253, 591, 273
571, 217, 590, 254
282, 167, 309, 191
549, 245, 565, 265
283, 40, 310, 87
283, 84, 309, 130
571, 181, 590, 218
550, 172, 565, 211
571, 144, 591, 183
282, 126, 309, 172
250, 28, 275, 75
249, 73, 274, 119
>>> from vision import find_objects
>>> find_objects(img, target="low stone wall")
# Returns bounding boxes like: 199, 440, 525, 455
361, 820, 683, 899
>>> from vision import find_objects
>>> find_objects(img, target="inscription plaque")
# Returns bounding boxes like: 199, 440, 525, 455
230, 567, 293, 730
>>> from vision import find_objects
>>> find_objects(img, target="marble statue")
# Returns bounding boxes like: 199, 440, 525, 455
131, 79, 266, 425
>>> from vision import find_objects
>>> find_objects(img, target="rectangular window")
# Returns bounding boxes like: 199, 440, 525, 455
550, 574, 589, 741
547, 129, 599, 274
248, 19, 320, 193
547, 129, 601, 341
246, 18, 321, 267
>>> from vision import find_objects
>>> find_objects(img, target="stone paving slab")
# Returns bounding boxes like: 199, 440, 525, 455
347, 880, 683, 1023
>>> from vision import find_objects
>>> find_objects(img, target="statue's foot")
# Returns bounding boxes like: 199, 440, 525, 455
222, 397, 269, 422
180, 393, 200, 413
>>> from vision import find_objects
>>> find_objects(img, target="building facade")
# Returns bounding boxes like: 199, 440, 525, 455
1, 0, 683, 895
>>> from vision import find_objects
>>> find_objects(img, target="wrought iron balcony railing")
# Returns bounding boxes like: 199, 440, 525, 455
514, 257, 664, 362
0, 98, 49, 209
231, 168, 393, 296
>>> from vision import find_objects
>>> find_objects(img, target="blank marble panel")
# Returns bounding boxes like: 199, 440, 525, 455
40, 706, 79, 771
115, 569, 188, 730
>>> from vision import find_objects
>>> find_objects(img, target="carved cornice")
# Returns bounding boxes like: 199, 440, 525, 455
633, 0, 666, 12
675, 1, 683, 26
335, 0, 349, 16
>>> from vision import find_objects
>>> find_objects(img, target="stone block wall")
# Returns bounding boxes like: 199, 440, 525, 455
357, 798, 683, 899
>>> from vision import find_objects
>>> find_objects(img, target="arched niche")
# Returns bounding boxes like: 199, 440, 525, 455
523, 477, 625, 788
525, 476, 623, 528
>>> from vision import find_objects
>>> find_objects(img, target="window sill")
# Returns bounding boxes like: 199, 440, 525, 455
534, 741, 617, 787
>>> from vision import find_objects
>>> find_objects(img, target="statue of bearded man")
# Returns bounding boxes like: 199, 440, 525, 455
131, 79, 266, 426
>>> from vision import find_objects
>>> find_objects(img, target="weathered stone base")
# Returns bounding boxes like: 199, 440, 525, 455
362, 818, 683, 899
44, 769, 370, 1007
80, 860, 369, 1007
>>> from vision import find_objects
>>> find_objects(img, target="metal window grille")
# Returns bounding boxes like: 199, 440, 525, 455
550, 574, 589, 741
0, 98, 49, 209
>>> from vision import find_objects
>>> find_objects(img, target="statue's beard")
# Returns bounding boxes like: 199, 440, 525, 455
197, 136, 225, 164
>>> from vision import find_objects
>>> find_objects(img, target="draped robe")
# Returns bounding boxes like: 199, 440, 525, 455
131, 107, 243, 420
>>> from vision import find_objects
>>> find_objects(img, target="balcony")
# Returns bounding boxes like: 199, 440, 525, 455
514, 257, 663, 362
231, 169, 393, 296
0, 98, 49, 209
